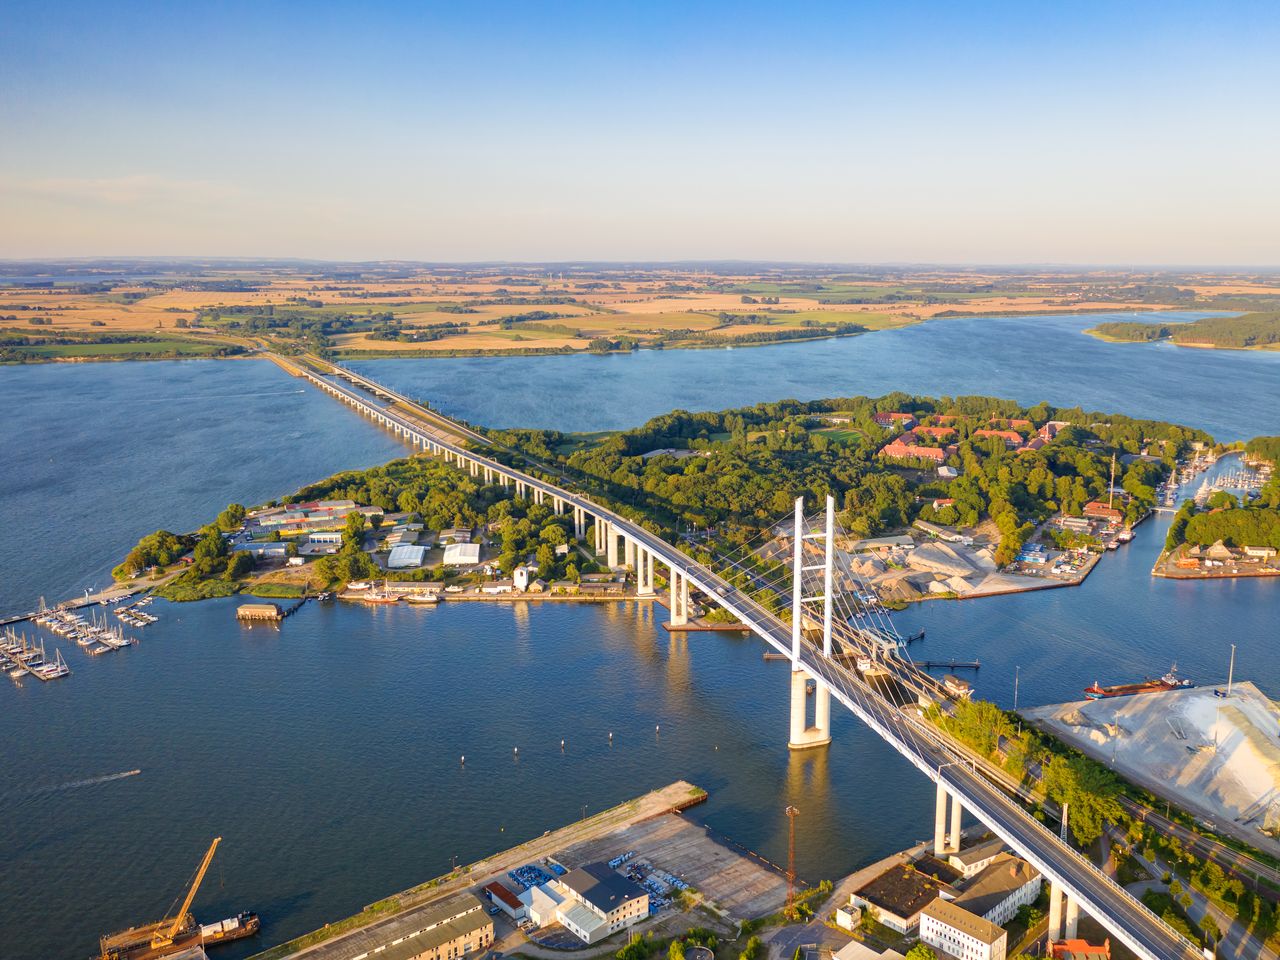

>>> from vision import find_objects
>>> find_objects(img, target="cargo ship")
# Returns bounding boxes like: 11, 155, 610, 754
96, 838, 260, 960
99, 911, 260, 960
1084, 664, 1193, 699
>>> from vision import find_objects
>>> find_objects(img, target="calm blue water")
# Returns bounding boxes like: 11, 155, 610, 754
1, 322, 1277, 960
0, 360, 404, 618
350, 312, 1280, 441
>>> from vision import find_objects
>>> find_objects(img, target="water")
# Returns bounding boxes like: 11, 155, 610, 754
1, 321, 1277, 959
349, 311, 1280, 441
0, 361, 404, 618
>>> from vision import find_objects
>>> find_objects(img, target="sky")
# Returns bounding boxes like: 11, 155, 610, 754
1, 0, 1278, 264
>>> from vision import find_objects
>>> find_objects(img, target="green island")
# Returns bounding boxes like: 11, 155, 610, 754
1086, 311, 1280, 350
115, 392, 1219, 607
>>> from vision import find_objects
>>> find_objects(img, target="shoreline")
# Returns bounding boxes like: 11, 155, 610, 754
8, 305, 1252, 366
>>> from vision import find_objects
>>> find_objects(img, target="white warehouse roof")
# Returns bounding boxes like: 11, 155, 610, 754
442, 542, 481, 566
387, 544, 427, 569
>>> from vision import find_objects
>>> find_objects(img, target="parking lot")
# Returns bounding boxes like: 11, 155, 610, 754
554, 813, 789, 921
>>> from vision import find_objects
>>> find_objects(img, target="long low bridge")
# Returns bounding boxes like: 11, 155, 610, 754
289, 354, 1203, 960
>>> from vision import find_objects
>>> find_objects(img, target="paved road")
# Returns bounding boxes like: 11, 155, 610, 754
294, 359, 1204, 960
1125, 846, 1277, 960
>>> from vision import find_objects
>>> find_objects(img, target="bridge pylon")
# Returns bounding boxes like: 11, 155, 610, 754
788, 495, 835, 750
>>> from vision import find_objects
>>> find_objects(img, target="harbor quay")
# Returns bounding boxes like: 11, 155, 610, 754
247, 781, 790, 960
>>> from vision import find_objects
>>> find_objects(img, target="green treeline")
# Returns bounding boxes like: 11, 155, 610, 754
488, 393, 1206, 567
1089, 311, 1280, 349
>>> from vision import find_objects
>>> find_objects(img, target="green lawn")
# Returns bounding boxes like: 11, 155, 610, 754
19, 339, 226, 358
811, 426, 863, 444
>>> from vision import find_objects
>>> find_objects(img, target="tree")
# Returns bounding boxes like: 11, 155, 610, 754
214, 502, 246, 532
904, 946, 937, 960
669, 941, 685, 960
1042, 755, 1123, 846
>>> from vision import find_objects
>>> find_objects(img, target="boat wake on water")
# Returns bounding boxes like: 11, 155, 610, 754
2, 768, 141, 800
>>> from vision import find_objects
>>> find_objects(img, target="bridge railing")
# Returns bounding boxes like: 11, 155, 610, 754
301, 362, 1199, 959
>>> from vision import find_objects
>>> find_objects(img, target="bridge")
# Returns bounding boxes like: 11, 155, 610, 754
288, 354, 1204, 960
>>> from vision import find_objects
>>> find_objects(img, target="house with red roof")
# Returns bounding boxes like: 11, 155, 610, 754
973, 429, 1024, 447
914, 426, 956, 440
874, 411, 918, 429
1083, 501, 1124, 522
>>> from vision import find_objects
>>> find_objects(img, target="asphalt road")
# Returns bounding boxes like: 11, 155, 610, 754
300, 362, 1205, 960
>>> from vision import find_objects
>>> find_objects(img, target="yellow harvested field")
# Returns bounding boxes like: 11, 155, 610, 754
332, 330, 585, 353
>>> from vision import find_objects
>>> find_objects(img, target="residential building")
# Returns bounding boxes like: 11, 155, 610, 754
833, 942, 905, 960
937, 465, 960, 479
916, 426, 957, 440
874, 411, 918, 429
952, 854, 1041, 925
879, 433, 949, 464
1082, 501, 1124, 522
919, 898, 1007, 960
1039, 420, 1070, 441
973, 429, 1023, 447
1245, 545, 1278, 559
438, 527, 473, 543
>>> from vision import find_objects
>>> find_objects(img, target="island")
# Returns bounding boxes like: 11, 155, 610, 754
1086, 310, 1280, 350
113, 392, 1212, 609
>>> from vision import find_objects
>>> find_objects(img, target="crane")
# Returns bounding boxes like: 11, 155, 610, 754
151, 837, 221, 949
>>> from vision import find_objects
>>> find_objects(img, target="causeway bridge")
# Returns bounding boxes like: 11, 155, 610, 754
291, 354, 1204, 960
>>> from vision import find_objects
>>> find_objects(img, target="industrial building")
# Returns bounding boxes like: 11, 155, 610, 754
443, 542, 481, 566
555, 863, 649, 944
344, 893, 493, 960
388, 544, 428, 569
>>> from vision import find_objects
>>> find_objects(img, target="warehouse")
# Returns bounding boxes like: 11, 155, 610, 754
388, 544, 428, 569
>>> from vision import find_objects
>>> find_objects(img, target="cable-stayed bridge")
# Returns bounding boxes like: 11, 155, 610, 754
289, 354, 1204, 960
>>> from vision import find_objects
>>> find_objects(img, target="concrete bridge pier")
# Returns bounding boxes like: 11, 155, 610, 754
573, 506, 585, 540
788, 669, 831, 750
624, 537, 636, 571
1048, 881, 1064, 942
933, 783, 964, 856
1064, 891, 1080, 939
606, 523, 619, 568
636, 549, 654, 596
668, 570, 690, 626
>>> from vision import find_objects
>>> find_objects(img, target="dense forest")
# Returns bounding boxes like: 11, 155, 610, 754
1090, 311, 1280, 349
487, 393, 1207, 567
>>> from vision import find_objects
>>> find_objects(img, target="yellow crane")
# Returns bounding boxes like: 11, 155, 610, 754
151, 837, 221, 949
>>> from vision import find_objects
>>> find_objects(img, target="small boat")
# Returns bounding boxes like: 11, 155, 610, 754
405, 593, 440, 605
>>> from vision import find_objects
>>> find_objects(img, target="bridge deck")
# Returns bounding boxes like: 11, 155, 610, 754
292, 355, 1202, 960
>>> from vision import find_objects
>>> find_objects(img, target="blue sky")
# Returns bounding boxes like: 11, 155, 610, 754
2, 1, 1277, 262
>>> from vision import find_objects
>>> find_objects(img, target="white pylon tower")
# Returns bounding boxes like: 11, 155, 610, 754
789, 495, 834, 749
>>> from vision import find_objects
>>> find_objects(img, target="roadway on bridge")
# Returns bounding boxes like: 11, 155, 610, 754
292, 356, 1203, 960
